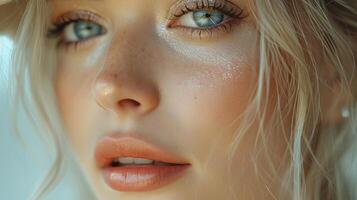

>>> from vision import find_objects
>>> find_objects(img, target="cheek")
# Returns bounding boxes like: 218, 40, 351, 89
174, 64, 256, 132
55, 41, 110, 124
160, 23, 259, 135
55, 65, 90, 147
54, 49, 106, 152
161, 60, 258, 198
162, 31, 259, 138
155, 45, 258, 172
167, 61, 257, 163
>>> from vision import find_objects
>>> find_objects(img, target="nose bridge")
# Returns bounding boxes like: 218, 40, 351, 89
104, 11, 157, 74
93, 18, 160, 118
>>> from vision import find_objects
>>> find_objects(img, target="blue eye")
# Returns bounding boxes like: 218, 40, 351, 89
167, 1, 246, 40
63, 21, 105, 42
192, 10, 225, 28
173, 9, 230, 30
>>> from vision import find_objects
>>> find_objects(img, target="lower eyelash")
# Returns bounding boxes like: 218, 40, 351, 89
175, 20, 239, 40
61, 37, 93, 51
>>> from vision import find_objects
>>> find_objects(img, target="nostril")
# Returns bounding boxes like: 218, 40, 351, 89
117, 99, 141, 110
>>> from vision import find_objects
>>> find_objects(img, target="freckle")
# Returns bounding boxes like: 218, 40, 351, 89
223, 72, 233, 80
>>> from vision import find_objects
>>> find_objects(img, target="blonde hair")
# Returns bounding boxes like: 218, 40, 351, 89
1, 0, 356, 199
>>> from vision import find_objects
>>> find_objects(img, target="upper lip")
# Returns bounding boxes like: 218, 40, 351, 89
94, 134, 189, 168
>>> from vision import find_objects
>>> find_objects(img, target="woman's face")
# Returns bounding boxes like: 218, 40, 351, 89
53, 0, 286, 199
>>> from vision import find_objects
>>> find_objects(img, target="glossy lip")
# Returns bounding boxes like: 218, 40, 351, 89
94, 134, 191, 192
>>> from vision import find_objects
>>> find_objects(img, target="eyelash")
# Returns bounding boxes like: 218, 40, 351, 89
47, 0, 246, 49
48, 11, 105, 49
172, 0, 244, 19
168, 0, 246, 39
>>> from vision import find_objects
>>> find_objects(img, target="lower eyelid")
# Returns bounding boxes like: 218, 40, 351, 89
59, 34, 104, 51
168, 19, 240, 40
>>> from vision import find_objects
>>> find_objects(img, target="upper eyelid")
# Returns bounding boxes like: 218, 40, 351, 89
167, 0, 244, 19
52, 9, 103, 22
48, 10, 108, 37
50, 10, 108, 29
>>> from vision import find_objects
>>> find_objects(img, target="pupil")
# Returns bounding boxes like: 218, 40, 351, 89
193, 10, 224, 28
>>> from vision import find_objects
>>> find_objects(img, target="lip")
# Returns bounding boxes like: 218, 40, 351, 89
94, 135, 191, 192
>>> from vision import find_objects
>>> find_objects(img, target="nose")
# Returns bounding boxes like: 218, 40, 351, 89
94, 69, 160, 118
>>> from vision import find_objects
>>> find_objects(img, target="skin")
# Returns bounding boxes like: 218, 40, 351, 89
52, 0, 293, 199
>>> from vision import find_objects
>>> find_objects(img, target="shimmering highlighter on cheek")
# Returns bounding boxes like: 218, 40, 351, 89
84, 41, 110, 67
157, 21, 255, 86
180, 69, 218, 89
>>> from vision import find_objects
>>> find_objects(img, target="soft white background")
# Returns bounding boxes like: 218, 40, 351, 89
0, 36, 95, 200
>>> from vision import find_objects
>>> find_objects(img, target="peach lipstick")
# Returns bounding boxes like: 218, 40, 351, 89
94, 135, 190, 192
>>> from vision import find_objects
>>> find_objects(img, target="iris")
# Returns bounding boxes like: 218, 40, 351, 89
192, 10, 225, 28
72, 21, 103, 41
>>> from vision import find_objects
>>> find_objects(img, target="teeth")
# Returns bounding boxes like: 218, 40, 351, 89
133, 158, 154, 164
110, 157, 180, 167
115, 157, 154, 165
118, 157, 134, 164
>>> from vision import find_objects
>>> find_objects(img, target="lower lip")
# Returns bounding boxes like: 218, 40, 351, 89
102, 164, 190, 192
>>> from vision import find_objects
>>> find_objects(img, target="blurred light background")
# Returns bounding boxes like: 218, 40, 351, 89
0, 36, 95, 200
